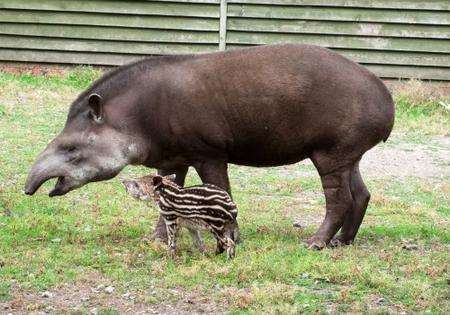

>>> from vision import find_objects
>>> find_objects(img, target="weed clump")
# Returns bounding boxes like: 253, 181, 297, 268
392, 80, 449, 114
389, 80, 449, 136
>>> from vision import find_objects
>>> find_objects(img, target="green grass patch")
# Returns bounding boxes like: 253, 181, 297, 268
0, 68, 449, 313
392, 80, 450, 137
0, 66, 102, 90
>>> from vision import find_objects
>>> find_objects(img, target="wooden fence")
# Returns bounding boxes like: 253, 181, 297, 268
0, 0, 449, 80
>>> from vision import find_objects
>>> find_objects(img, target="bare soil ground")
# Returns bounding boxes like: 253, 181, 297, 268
2, 275, 223, 315
361, 134, 449, 179
276, 132, 450, 179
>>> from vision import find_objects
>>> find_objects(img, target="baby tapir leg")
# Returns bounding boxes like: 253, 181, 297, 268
164, 219, 179, 258
224, 225, 236, 259
212, 230, 225, 255
215, 237, 225, 255
189, 229, 205, 253
213, 228, 235, 260
225, 237, 235, 260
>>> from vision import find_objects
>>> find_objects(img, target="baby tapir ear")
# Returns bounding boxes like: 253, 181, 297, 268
164, 174, 176, 182
88, 93, 104, 122
122, 179, 137, 192
152, 175, 163, 188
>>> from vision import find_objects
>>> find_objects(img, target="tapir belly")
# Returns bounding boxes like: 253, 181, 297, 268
222, 105, 323, 167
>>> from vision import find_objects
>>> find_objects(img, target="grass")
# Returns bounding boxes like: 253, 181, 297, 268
0, 68, 449, 313
392, 80, 450, 139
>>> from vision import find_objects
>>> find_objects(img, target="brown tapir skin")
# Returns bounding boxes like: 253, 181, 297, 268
25, 44, 394, 249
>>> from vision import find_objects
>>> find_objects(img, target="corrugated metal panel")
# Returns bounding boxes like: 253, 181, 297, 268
0, 0, 449, 80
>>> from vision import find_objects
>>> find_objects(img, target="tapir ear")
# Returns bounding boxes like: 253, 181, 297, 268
88, 93, 104, 122
152, 175, 163, 188
164, 174, 176, 182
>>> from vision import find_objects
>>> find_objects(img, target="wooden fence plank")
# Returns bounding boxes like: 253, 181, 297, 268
227, 4, 450, 25
228, 18, 450, 39
0, 0, 448, 81
0, 23, 219, 44
0, 10, 219, 31
0, 35, 217, 54
336, 49, 450, 67
225, 45, 450, 67
0, 48, 140, 65
1, 48, 448, 80
147, 0, 219, 3
364, 64, 450, 80
226, 32, 450, 53
1, 34, 447, 68
227, 0, 450, 11
0, 0, 220, 18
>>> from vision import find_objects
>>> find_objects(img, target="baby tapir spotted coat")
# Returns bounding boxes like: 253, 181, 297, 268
123, 174, 237, 259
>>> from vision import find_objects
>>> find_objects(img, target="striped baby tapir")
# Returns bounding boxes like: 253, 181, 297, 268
122, 174, 238, 259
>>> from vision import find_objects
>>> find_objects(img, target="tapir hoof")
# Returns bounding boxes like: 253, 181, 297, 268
306, 237, 327, 250
151, 230, 168, 244
329, 236, 353, 247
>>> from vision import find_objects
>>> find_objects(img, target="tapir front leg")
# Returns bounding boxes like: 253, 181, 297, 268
193, 160, 240, 243
152, 166, 189, 242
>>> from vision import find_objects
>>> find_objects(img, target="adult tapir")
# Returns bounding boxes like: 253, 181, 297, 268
25, 44, 394, 249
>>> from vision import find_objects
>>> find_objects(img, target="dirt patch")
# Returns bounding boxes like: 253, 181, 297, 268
361, 135, 449, 179
281, 134, 449, 180
1, 276, 223, 315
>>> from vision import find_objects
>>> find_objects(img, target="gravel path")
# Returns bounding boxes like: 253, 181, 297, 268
282, 133, 450, 179
1, 278, 223, 315
360, 135, 449, 179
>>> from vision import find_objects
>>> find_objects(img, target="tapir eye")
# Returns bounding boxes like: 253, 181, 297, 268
61, 145, 81, 163
62, 146, 77, 153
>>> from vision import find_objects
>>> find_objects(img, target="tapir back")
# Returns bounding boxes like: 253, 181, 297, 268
144, 44, 394, 167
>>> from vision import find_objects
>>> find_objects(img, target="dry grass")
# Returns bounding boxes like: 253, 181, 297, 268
386, 80, 450, 137
391, 79, 449, 109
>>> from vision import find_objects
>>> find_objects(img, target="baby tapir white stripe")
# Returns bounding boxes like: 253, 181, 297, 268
159, 209, 228, 224
164, 183, 232, 199
159, 198, 230, 222
160, 195, 234, 220
163, 188, 234, 207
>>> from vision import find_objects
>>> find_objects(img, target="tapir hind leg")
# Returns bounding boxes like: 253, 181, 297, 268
152, 166, 189, 242
308, 153, 355, 250
330, 161, 370, 246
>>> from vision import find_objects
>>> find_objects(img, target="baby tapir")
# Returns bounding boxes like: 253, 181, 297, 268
123, 174, 238, 259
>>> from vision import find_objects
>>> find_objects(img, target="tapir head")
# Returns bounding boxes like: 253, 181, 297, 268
25, 90, 148, 197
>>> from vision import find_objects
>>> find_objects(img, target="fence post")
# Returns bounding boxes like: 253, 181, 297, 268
219, 0, 227, 51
